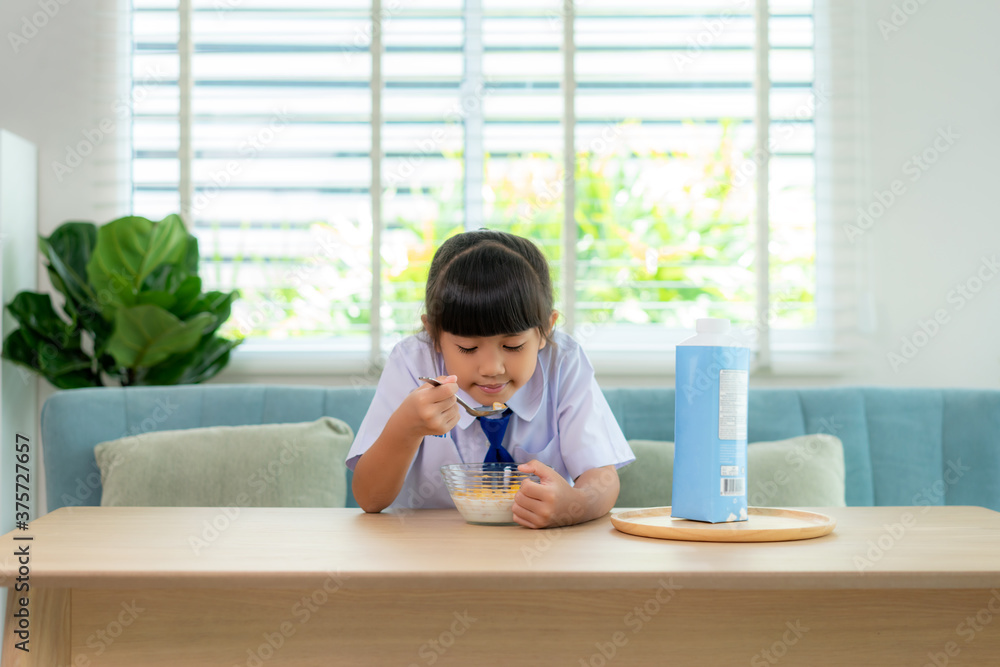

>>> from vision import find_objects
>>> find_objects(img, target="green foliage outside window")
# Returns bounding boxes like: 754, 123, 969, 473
217, 122, 814, 342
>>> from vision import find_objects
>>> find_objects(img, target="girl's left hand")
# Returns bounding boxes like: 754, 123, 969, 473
513, 460, 581, 529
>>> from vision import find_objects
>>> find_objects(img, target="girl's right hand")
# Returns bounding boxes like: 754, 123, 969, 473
398, 374, 460, 437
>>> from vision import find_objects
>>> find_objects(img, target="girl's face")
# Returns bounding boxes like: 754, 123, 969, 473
437, 328, 546, 407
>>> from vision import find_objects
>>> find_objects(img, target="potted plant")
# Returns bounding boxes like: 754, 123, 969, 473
2, 213, 242, 387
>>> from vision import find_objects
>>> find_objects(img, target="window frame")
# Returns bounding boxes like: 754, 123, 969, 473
140, 0, 852, 381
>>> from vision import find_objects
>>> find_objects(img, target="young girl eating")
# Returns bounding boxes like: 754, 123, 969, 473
347, 229, 634, 528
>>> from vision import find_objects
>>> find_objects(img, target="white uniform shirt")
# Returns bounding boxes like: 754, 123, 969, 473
346, 330, 635, 509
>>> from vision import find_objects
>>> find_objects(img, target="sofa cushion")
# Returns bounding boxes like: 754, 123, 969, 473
41, 385, 1000, 514
616, 434, 846, 508
94, 417, 353, 507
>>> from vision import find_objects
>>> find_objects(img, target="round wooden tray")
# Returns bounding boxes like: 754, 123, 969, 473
610, 506, 836, 543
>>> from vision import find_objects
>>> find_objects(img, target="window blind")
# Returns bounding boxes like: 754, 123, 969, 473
808, 0, 868, 369
132, 0, 376, 349
128, 0, 857, 371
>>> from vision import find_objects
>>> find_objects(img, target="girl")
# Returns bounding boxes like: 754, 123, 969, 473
347, 230, 634, 528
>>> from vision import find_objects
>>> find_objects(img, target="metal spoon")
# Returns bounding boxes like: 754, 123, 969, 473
417, 376, 507, 417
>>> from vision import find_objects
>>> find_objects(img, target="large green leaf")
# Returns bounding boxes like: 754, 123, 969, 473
134, 290, 178, 311
4, 292, 96, 380
141, 213, 190, 280
142, 237, 198, 292
1, 329, 97, 387
141, 263, 178, 293
169, 276, 203, 318
40, 222, 98, 309
47, 369, 102, 389
36, 344, 94, 377
83, 309, 115, 358
42, 267, 110, 353
3, 290, 95, 379
184, 290, 238, 334
181, 234, 200, 277
46, 267, 78, 320
139, 335, 242, 385
5, 292, 78, 350
87, 214, 189, 317
143, 264, 202, 318
42, 225, 102, 328
106, 305, 215, 368
2, 329, 36, 369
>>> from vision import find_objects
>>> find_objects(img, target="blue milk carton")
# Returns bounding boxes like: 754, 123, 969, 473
672, 318, 750, 523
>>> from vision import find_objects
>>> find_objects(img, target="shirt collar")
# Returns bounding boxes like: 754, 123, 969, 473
452, 349, 547, 430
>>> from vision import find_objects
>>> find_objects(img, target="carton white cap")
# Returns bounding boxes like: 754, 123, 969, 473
695, 318, 731, 334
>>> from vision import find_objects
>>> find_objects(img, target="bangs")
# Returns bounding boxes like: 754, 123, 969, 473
433, 244, 549, 338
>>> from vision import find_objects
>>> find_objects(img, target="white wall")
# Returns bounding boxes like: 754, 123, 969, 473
852, 0, 1000, 388
1, 0, 998, 395
597, 0, 1000, 389
0, 0, 127, 233
1, 0, 129, 424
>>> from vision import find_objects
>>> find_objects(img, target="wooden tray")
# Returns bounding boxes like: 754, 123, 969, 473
610, 506, 836, 543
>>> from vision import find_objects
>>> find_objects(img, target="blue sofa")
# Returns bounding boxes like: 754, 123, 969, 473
40, 384, 1000, 513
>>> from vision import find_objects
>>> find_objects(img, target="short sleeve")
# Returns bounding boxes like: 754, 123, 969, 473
550, 338, 635, 480
346, 336, 437, 470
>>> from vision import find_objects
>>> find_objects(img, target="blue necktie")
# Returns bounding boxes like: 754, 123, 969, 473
479, 408, 514, 463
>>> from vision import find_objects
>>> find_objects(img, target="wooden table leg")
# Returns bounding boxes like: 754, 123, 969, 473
2, 588, 70, 667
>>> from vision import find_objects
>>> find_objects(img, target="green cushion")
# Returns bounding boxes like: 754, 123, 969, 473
94, 417, 354, 508
616, 434, 846, 508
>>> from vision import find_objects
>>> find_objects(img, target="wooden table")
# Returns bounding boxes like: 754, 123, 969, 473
2, 506, 1000, 666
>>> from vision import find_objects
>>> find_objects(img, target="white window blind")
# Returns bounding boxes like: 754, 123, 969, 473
129, 0, 860, 373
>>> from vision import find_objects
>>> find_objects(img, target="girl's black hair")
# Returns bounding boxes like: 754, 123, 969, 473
424, 229, 554, 344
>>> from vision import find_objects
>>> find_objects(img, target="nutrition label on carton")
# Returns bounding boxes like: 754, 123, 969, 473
718, 369, 748, 440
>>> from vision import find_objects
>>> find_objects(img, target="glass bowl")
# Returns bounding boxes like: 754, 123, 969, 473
440, 462, 537, 525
